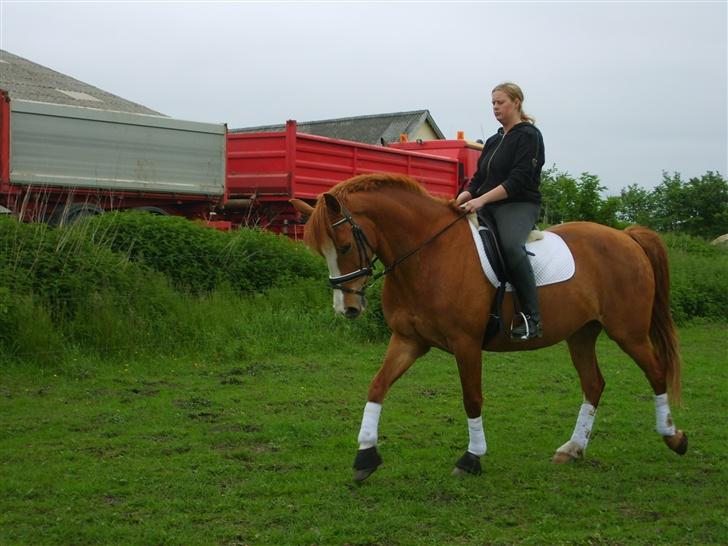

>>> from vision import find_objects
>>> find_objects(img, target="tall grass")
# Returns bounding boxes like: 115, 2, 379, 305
1, 215, 725, 368
663, 232, 728, 323
0, 212, 382, 366
82, 212, 325, 294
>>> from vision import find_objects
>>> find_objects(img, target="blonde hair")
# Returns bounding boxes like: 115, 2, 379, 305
492, 82, 535, 124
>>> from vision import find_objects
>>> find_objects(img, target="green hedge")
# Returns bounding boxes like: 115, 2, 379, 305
0, 216, 162, 318
0, 214, 330, 365
0, 216, 187, 364
663, 232, 728, 323
82, 212, 326, 294
1, 215, 725, 367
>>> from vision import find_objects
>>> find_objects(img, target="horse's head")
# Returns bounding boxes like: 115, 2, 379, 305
291, 193, 376, 319
292, 173, 450, 320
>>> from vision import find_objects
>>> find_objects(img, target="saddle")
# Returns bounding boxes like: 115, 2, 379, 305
470, 213, 575, 346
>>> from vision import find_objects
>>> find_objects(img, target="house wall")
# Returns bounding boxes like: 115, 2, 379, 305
412, 123, 441, 141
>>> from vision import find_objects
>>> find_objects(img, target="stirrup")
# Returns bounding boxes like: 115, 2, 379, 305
510, 312, 543, 341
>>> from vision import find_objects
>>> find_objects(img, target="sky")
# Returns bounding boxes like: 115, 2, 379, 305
0, 1, 726, 194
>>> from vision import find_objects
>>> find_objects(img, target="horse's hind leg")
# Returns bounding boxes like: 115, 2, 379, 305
554, 322, 604, 464
614, 336, 688, 456
353, 333, 429, 482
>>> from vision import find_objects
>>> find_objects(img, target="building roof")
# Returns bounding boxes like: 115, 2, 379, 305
231, 110, 446, 145
0, 49, 163, 116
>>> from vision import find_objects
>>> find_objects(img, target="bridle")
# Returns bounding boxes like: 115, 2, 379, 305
327, 201, 468, 297
328, 203, 378, 296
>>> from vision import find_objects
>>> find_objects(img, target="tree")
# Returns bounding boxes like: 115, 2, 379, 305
651, 171, 728, 238
594, 195, 623, 227
539, 166, 579, 225
651, 172, 688, 232
574, 172, 606, 221
681, 171, 728, 239
618, 183, 656, 226
540, 166, 726, 238
540, 168, 619, 226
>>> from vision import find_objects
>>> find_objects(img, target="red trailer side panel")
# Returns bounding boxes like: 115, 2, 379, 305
226, 131, 290, 198
226, 120, 460, 203
389, 138, 484, 191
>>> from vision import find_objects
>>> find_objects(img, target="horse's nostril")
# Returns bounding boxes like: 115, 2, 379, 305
344, 307, 361, 319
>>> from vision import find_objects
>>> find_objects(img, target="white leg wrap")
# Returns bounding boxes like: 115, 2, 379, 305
467, 416, 487, 456
655, 393, 676, 436
357, 401, 382, 449
557, 402, 596, 459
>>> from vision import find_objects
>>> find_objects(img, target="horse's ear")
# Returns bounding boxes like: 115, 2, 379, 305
290, 198, 314, 217
323, 193, 342, 218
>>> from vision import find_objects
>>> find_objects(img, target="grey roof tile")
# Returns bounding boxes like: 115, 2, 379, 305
232, 110, 445, 144
0, 49, 164, 116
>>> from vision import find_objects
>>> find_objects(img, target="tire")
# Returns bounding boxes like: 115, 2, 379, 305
131, 206, 169, 216
49, 203, 104, 227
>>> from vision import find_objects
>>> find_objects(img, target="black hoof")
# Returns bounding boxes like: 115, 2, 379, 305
452, 451, 482, 476
353, 446, 382, 482
676, 431, 688, 455
354, 467, 378, 482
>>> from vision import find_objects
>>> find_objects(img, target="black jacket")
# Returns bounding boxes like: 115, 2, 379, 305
466, 122, 544, 205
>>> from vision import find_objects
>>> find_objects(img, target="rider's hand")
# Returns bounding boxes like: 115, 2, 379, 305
460, 195, 486, 213
453, 191, 472, 209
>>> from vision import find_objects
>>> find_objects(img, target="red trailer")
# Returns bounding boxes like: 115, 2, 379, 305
0, 86, 481, 238
224, 120, 461, 237
388, 136, 484, 193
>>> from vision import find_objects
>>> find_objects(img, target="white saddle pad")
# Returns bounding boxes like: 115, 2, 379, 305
468, 217, 575, 291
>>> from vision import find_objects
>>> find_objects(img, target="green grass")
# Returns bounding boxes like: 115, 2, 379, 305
1, 323, 726, 545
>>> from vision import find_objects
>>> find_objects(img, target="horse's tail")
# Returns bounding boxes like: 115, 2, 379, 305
625, 226, 682, 406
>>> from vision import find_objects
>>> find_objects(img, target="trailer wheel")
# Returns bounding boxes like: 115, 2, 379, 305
131, 206, 169, 215
49, 203, 104, 227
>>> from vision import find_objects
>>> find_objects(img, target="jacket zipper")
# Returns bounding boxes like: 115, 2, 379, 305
486, 133, 506, 181
478, 133, 505, 194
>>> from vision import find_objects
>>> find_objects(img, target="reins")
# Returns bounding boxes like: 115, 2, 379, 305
371, 210, 469, 282
328, 202, 469, 295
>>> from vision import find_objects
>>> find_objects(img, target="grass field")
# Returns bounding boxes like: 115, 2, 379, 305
1, 323, 726, 545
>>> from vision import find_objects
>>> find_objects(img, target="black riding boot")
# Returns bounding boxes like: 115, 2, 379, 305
508, 253, 543, 341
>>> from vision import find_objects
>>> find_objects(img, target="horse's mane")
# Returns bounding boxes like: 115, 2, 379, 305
304, 173, 435, 251
328, 173, 430, 200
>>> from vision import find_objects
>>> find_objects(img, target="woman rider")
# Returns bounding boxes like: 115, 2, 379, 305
455, 82, 545, 341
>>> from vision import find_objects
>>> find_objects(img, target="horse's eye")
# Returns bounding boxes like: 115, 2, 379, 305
340, 244, 352, 255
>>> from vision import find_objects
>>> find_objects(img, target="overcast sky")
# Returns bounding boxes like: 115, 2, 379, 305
1, 1, 726, 193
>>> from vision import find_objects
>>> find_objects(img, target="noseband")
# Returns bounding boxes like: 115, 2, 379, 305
327, 202, 468, 297
328, 204, 379, 296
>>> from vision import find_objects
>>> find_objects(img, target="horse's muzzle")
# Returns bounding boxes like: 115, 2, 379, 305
344, 306, 361, 320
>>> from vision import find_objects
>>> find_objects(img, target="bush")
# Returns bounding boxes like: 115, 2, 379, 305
221, 227, 326, 293
2, 213, 724, 368
0, 216, 204, 363
0, 216, 157, 319
0, 289, 66, 366
664, 233, 728, 323
0, 214, 361, 366
82, 212, 326, 294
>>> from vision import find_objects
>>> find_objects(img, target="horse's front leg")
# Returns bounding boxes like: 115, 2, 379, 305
451, 339, 486, 476
353, 333, 428, 482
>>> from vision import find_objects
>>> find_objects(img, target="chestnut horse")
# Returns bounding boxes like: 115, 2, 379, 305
291, 173, 686, 482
